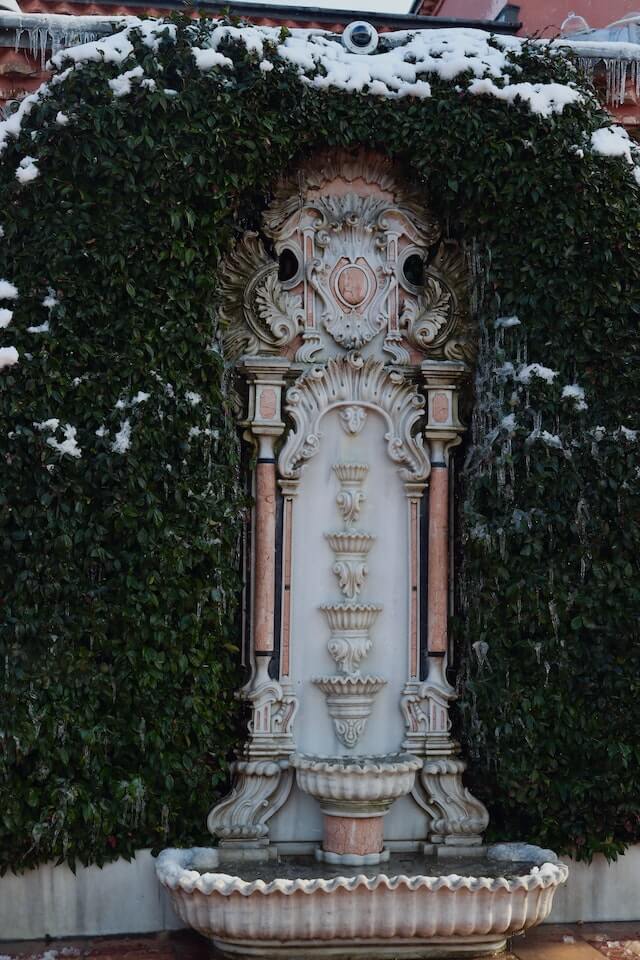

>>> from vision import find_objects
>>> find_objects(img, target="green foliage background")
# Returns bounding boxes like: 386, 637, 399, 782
0, 17, 638, 871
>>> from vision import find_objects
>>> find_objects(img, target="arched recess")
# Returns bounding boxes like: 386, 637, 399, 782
208, 148, 488, 849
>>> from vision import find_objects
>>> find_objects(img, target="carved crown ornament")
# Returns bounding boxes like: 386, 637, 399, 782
217, 150, 476, 367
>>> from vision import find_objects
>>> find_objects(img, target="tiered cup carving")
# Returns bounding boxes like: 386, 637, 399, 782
314, 463, 385, 749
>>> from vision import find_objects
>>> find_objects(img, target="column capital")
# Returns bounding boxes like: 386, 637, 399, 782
238, 355, 293, 382
420, 359, 468, 390
421, 360, 467, 452
239, 356, 293, 445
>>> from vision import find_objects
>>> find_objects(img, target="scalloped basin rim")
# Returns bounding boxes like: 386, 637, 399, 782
290, 751, 422, 773
156, 846, 569, 898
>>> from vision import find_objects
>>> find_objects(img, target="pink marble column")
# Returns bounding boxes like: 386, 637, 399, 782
254, 459, 277, 655
427, 457, 449, 656
323, 815, 384, 857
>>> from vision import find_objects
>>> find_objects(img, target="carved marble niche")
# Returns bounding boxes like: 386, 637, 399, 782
208, 151, 488, 852
218, 151, 476, 369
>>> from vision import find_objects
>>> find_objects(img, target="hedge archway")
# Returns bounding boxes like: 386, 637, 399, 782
0, 15, 638, 871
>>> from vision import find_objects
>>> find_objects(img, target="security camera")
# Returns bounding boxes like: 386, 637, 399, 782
342, 21, 379, 55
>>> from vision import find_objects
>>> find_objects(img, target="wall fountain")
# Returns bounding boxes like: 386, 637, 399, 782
156, 150, 568, 957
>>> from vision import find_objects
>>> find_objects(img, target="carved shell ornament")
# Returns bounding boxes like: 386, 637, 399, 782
278, 354, 430, 482
216, 151, 475, 365
401, 240, 477, 364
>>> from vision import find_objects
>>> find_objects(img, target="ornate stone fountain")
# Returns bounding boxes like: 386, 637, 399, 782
157, 149, 568, 957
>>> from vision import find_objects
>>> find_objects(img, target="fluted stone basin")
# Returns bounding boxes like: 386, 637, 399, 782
156, 844, 569, 959
291, 752, 422, 815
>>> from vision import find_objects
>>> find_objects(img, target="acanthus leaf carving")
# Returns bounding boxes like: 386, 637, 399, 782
218, 232, 302, 360
402, 277, 452, 351
254, 271, 303, 346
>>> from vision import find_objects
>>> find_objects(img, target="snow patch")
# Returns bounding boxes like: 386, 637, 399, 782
28, 321, 50, 333
43, 293, 59, 309
501, 413, 517, 432
16, 156, 40, 184
46, 423, 82, 458
112, 419, 131, 453
0, 308, 12, 328
468, 78, 582, 117
108, 65, 145, 97
541, 431, 563, 449
189, 25, 582, 107
591, 124, 636, 164
0, 89, 46, 157
56, 111, 70, 126
34, 418, 60, 431
0, 279, 18, 300
192, 48, 234, 71
0, 346, 19, 369
495, 315, 520, 328
517, 363, 558, 384
132, 391, 150, 404
185, 391, 202, 406
561, 383, 587, 410
618, 426, 638, 441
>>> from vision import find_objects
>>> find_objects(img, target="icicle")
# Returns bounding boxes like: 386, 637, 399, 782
548, 599, 560, 640
133, 781, 146, 827
533, 642, 542, 664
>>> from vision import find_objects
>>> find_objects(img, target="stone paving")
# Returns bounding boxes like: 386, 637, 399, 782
1, 925, 640, 959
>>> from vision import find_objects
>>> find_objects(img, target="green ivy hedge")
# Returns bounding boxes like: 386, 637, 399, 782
0, 16, 638, 871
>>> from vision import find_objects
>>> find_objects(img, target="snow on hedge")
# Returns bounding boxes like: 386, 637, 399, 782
591, 124, 636, 163
191, 25, 585, 107
0, 15, 639, 322
467, 78, 581, 118
0, 346, 19, 369
0, 280, 19, 299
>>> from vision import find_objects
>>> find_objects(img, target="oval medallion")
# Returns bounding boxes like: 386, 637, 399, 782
337, 265, 369, 307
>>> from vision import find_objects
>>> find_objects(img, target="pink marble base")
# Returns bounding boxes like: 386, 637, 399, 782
323, 815, 384, 856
